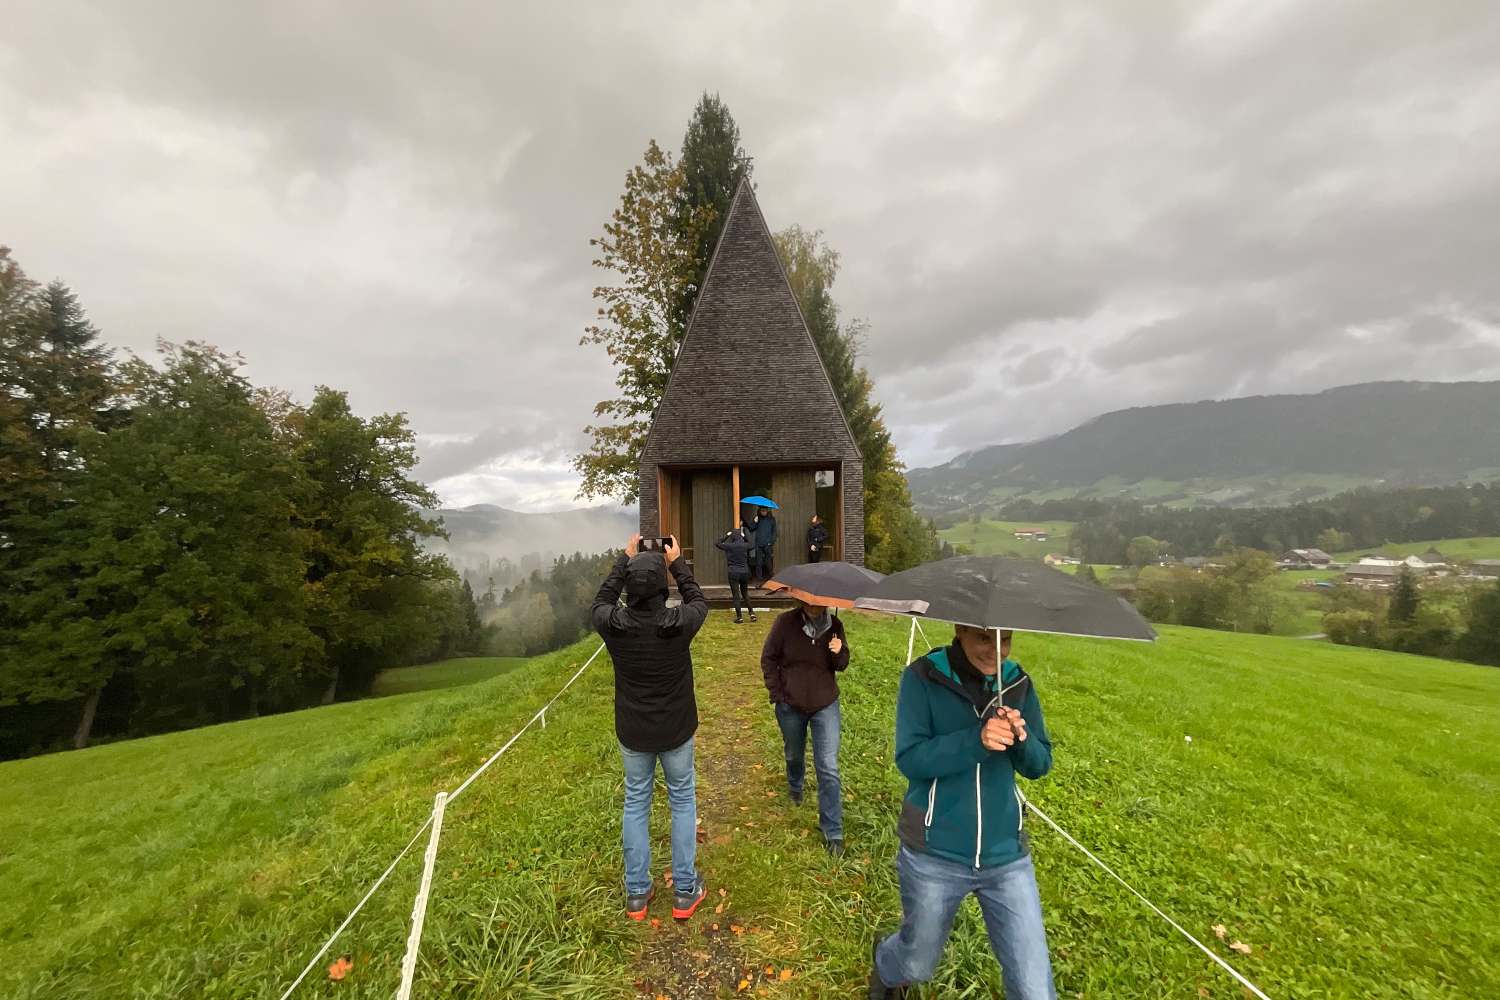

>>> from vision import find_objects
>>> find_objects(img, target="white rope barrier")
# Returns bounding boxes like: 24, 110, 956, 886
913, 617, 932, 650
278, 641, 608, 998
396, 792, 448, 1000
447, 642, 605, 806
276, 816, 434, 1000
1020, 792, 1272, 1000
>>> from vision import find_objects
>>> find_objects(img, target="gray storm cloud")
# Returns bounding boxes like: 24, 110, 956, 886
3, 0, 1498, 505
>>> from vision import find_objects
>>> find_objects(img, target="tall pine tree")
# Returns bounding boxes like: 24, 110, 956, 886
774, 226, 939, 572
673, 92, 753, 331
1389, 567, 1421, 624
575, 97, 750, 503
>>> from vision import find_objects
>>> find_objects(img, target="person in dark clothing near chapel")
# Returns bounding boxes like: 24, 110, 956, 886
591, 534, 711, 923
870, 626, 1055, 1000
743, 511, 762, 583
752, 506, 778, 583
716, 527, 757, 623
760, 599, 850, 855
807, 513, 830, 563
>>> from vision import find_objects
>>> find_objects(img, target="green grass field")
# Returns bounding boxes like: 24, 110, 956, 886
370, 657, 527, 698
1333, 537, 1500, 563
3, 616, 1497, 997
938, 519, 1075, 559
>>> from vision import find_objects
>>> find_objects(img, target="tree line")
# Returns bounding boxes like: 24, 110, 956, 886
0, 247, 483, 758
477, 550, 620, 658
573, 93, 941, 573
994, 482, 1500, 564
1321, 567, 1500, 666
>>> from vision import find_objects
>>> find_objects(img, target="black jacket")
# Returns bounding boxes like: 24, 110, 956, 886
760, 608, 850, 714
753, 513, 778, 549
591, 553, 709, 752
715, 530, 755, 576
807, 522, 829, 552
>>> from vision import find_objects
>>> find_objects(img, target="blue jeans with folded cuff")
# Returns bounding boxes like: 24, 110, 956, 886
619, 737, 698, 896
875, 846, 1055, 999
773, 699, 843, 841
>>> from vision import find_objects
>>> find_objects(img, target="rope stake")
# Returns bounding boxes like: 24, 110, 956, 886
396, 792, 448, 1000
279, 642, 608, 997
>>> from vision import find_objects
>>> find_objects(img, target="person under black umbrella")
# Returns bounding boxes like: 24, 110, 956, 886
759, 596, 849, 856
869, 625, 1055, 999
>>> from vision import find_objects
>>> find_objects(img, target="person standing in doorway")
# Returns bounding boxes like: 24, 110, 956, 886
743, 510, 762, 584
753, 504, 778, 583
759, 598, 849, 855
716, 527, 757, 624
807, 514, 829, 563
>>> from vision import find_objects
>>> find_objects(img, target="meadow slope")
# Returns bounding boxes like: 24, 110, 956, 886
2, 615, 1497, 998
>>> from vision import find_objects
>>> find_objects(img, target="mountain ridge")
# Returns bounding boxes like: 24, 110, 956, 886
908, 380, 1500, 513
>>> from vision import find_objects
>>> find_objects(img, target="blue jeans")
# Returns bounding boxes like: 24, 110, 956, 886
619, 737, 698, 896
875, 846, 1055, 999
773, 699, 843, 840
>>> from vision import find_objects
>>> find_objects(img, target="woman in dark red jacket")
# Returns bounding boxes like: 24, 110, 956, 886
760, 600, 851, 855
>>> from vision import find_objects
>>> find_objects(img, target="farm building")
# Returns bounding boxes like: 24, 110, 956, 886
636, 179, 863, 586
1344, 564, 1401, 589
1280, 548, 1332, 568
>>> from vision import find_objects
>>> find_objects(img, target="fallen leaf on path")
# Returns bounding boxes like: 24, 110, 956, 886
327, 956, 353, 981
719, 888, 728, 897
737, 979, 750, 991
1212, 923, 1227, 940
779, 968, 794, 981
650, 918, 661, 929
714, 903, 724, 914
1229, 941, 1252, 955
731, 924, 744, 935
764, 965, 775, 975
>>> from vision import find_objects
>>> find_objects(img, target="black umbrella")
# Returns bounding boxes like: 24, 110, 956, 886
853, 556, 1156, 641
765, 561, 886, 608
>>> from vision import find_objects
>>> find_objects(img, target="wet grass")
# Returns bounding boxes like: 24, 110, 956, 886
3, 615, 1497, 997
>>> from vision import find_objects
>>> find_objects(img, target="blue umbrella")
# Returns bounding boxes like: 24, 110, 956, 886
740, 495, 779, 509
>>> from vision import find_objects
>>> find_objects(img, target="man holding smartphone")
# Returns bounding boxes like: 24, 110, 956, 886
592, 533, 711, 922
870, 625, 1056, 999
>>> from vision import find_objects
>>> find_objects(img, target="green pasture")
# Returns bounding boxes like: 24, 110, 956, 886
3, 616, 1497, 997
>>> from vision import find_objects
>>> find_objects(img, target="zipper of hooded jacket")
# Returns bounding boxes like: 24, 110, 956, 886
972, 696, 997, 868
920, 678, 1001, 868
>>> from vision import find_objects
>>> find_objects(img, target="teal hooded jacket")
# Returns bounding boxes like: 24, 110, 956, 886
894, 643, 1052, 869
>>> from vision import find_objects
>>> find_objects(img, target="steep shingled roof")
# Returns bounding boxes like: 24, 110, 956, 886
640, 179, 860, 465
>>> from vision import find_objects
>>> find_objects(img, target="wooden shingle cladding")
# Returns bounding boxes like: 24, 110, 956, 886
638, 179, 864, 566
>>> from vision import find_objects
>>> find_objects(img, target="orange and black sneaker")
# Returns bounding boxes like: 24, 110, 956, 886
671, 881, 708, 921
625, 884, 655, 921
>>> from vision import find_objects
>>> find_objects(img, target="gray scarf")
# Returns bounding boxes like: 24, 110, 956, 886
800, 609, 832, 640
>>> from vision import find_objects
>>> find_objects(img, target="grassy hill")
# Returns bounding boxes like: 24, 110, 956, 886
369, 657, 528, 698
3, 615, 1498, 998
1332, 536, 1500, 563
937, 519, 1075, 558
908, 380, 1500, 514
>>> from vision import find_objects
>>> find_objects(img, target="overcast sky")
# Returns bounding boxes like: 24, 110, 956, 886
4, 1, 1499, 511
